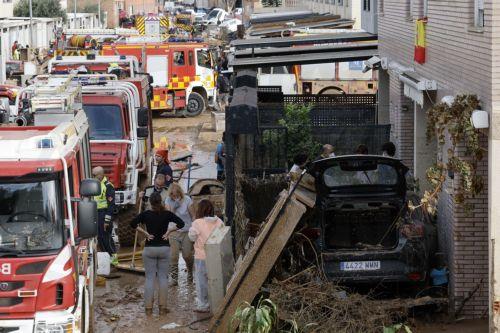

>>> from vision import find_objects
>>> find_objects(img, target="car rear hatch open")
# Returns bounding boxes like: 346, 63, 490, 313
311, 156, 409, 251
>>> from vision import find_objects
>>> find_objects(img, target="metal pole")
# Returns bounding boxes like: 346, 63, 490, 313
74, 0, 77, 29
98, 0, 101, 28
28, 0, 33, 48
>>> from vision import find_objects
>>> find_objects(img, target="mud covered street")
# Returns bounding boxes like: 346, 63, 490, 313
94, 113, 221, 332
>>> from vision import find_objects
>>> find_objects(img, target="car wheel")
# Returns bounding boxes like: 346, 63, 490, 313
185, 92, 205, 117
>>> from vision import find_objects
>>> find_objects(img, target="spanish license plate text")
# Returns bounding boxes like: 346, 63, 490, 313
340, 261, 380, 271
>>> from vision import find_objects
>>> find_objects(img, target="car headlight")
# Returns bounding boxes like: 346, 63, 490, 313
35, 319, 74, 333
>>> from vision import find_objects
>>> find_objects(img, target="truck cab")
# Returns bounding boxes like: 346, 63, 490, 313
102, 42, 216, 117
0, 85, 100, 332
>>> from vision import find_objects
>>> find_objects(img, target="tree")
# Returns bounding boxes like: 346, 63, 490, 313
14, 0, 66, 21
223, 0, 237, 12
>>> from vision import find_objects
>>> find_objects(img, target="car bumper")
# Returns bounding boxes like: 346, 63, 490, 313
322, 240, 428, 283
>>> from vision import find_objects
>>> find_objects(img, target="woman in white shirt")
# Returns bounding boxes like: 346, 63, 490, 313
165, 183, 196, 285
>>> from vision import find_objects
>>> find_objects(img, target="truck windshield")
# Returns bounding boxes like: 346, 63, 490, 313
0, 176, 64, 253
83, 104, 125, 140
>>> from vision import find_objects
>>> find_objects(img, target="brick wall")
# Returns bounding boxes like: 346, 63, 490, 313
388, 72, 414, 172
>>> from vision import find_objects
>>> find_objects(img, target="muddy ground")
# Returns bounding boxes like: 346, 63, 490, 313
93, 112, 488, 332
94, 112, 219, 333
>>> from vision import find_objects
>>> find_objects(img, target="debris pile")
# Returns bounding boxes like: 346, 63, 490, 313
269, 269, 397, 333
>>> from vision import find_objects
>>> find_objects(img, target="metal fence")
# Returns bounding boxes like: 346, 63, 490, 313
240, 126, 288, 176
312, 125, 391, 155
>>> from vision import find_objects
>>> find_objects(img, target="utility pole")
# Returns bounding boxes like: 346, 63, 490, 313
29, 0, 33, 48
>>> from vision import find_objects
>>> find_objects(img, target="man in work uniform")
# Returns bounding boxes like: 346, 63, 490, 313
93, 166, 118, 265
139, 173, 168, 211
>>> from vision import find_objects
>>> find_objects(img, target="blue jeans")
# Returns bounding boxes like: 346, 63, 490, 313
142, 246, 170, 308
195, 259, 209, 310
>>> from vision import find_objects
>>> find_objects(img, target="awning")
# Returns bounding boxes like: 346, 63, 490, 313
230, 49, 377, 69
231, 32, 378, 50
399, 71, 437, 106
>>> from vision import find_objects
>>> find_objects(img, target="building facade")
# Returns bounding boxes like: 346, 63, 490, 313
0, 0, 20, 18
377, 0, 497, 321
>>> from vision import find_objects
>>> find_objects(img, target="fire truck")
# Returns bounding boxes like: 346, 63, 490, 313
102, 41, 216, 116
47, 58, 154, 245
0, 76, 100, 332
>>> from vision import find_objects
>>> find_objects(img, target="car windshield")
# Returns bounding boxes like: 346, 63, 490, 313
83, 104, 125, 140
323, 159, 399, 187
206, 10, 219, 19
0, 176, 64, 253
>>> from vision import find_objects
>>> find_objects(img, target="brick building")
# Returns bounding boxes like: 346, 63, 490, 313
376, 0, 496, 321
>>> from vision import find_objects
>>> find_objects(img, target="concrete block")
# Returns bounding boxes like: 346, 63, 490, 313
211, 111, 225, 132
205, 226, 234, 313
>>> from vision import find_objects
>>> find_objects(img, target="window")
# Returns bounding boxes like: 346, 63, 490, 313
188, 51, 194, 66
196, 50, 211, 68
83, 104, 125, 140
173, 51, 185, 66
475, 0, 484, 28
363, 0, 370, 11
338, 0, 343, 5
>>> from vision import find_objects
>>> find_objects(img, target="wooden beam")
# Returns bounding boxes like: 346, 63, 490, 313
209, 191, 307, 332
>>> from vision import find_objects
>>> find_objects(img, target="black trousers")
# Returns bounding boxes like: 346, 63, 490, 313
97, 209, 116, 255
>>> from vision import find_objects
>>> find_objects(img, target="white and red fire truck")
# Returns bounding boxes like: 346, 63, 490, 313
102, 41, 217, 116
0, 77, 100, 332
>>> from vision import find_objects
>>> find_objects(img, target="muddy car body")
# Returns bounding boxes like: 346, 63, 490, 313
310, 155, 437, 284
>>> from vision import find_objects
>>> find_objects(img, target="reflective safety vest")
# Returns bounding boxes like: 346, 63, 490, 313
95, 177, 113, 210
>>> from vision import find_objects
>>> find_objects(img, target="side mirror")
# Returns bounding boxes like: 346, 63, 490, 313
138, 107, 149, 127
137, 126, 149, 138
147, 74, 153, 84
78, 199, 97, 239
80, 179, 101, 197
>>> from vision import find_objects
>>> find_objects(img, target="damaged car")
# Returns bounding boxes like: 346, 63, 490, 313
310, 155, 437, 284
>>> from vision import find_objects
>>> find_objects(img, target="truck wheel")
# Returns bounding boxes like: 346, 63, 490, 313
116, 207, 138, 247
185, 92, 205, 117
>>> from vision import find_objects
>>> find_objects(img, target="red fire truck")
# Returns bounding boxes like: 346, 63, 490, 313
47, 58, 154, 206
0, 77, 100, 332
102, 41, 217, 116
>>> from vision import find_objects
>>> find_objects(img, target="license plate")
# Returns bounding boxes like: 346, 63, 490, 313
340, 261, 380, 271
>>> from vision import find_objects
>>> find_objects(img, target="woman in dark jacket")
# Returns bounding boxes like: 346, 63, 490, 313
130, 192, 184, 315
155, 149, 173, 188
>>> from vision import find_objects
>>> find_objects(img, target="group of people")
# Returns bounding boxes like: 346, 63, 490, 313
93, 149, 224, 314
288, 141, 402, 182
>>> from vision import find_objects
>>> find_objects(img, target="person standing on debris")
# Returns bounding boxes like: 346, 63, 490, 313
216, 70, 230, 112
93, 166, 118, 265
316, 144, 335, 160
165, 183, 195, 285
189, 199, 224, 313
130, 192, 185, 315
215, 132, 225, 181
288, 153, 309, 192
140, 173, 169, 211
155, 150, 174, 188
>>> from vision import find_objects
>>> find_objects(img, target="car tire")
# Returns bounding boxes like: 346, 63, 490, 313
185, 92, 205, 117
